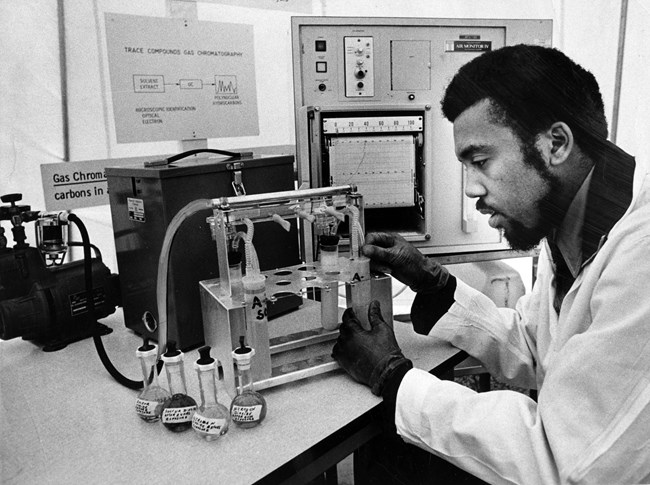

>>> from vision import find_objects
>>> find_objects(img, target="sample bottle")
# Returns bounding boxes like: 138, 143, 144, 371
230, 338, 267, 428
242, 273, 272, 381
160, 341, 197, 432
191, 346, 230, 441
134, 338, 170, 422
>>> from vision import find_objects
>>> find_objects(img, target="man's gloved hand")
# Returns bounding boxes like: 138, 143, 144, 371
332, 300, 411, 396
362, 232, 450, 293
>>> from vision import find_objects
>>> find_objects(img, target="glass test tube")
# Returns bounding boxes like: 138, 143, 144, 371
229, 254, 246, 340
227, 251, 244, 296
320, 282, 340, 330
347, 256, 372, 331
242, 273, 272, 381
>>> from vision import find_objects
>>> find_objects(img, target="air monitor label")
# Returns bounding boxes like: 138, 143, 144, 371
445, 40, 492, 52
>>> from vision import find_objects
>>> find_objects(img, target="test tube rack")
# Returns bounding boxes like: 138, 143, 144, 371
199, 185, 393, 397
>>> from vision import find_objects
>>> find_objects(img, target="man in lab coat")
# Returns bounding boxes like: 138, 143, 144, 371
333, 44, 650, 484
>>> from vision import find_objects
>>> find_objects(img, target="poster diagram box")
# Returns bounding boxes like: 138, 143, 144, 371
180, 79, 203, 89
215, 75, 237, 94
133, 75, 165, 93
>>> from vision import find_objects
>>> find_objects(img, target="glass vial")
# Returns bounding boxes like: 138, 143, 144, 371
192, 346, 230, 441
231, 338, 267, 428
160, 341, 197, 432
135, 338, 170, 422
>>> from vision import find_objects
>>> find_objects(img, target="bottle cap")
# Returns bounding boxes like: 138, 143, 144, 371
136, 337, 157, 358
231, 336, 255, 371
194, 345, 216, 371
161, 340, 183, 363
196, 346, 214, 365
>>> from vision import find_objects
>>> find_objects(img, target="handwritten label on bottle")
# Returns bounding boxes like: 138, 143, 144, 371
231, 404, 263, 422
135, 398, 160, 417
192, 415, 227, 434
162, 405, 196, 423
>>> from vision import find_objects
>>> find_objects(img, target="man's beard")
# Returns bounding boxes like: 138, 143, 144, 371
483, 141, 564, 252
501, 217, 548, 252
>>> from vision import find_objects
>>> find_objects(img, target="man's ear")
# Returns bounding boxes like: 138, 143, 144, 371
548, 122, 574, 166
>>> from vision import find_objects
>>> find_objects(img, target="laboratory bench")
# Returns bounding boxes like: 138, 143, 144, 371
0, 308, 465, 485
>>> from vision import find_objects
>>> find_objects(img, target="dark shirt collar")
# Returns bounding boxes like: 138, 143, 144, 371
551, 169, 592, 277
551, 140, 635, 273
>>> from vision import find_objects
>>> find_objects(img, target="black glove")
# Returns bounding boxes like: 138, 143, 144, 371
362, 232, 450, 293
332, 300, 411, 395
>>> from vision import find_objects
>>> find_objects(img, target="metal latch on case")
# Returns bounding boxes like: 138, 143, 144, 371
231, 169, 246, 196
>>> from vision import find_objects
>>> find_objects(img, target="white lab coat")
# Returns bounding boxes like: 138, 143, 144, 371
395, 173, 650, 484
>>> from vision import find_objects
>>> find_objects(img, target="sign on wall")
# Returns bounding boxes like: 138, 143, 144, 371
104, 13, 259, 143
40, 156, 164, 211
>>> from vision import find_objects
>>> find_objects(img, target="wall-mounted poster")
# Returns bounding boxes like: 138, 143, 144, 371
105, 13, 259, 143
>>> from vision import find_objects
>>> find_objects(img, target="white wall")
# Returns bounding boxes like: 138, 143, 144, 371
0, 1, 63, 213
1, 0, 648, 275
615, 0, 650, 187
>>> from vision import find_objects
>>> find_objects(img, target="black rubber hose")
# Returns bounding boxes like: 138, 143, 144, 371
67, 241, 101, 259
67, 213, 144, 390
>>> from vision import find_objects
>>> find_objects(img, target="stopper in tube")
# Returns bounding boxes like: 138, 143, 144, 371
136, 337, 157, 358
138, 337, 155, 353
162, 340, 182, 363
231, 336, 255, 371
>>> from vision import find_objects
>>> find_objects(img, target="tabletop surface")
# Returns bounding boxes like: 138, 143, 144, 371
0, 307, 460, 485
